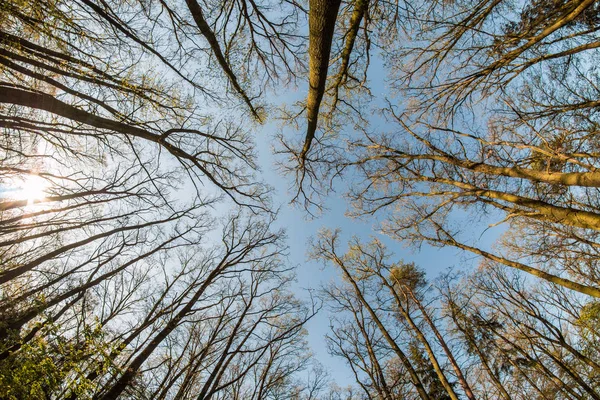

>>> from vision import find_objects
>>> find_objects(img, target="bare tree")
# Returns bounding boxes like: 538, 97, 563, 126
314, 229, 467, 400
441, 262, 600, 399
316, 229, 600, 399
0, 1, 319, 398
280, 0, 411, 213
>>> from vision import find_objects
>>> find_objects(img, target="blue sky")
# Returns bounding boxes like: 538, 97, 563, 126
246, 42, 513, 385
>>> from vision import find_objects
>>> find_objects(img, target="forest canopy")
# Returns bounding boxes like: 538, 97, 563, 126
1, 0, 600, 398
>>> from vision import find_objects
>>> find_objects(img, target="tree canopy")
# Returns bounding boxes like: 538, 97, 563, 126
2, 0, 600, 398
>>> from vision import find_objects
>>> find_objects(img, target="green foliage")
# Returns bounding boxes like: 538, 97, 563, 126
389, 263, 427, 293
0, 322, 109, 400
407, 341, 452, 400
0, 338, 61, 399
577, 301, 600, 341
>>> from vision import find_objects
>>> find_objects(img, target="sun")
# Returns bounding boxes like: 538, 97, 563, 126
17, 175, 49, 205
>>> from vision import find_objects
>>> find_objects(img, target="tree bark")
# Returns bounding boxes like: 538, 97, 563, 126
300, 0, 342, 163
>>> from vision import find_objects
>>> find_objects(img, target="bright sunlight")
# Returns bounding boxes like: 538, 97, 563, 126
16, 175, 48, 205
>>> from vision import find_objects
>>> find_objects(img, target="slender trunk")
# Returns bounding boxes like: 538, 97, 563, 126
328, 0, 368, 110
423, 176, 600, 232
406, 290, 476, 400
353, 308, 395, 400
96, 255, 233, 400
185, 0, 260, 120
448, 303, 512, 400
384, 279, 460, 400
432, 222, 600, 298
333, 256, 431, 400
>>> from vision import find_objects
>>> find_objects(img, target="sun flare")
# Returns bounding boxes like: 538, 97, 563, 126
17, 175, 49, 205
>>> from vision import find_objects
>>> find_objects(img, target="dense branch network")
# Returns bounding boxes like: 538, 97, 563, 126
2, 0, 600, 398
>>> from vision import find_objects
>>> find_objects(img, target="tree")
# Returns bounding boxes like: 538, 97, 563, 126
5, 0, 600, 397
0, 1, 318, 398
317, 0, 600, 298
441, 262, 600, 398
315, 229, 469, 400
300, 0, 342, 167
1, 212, 318, 399
281, 0, 410, 212
317, 230, 600, 398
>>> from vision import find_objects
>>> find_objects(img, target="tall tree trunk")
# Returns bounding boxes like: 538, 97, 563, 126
406, 290, 476, 400
333, 255, 431, 400
300, 0, 342, 164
